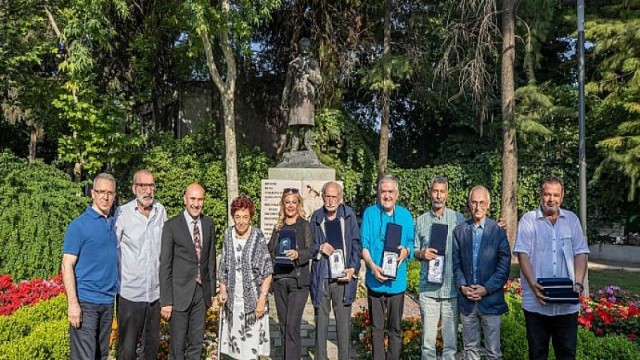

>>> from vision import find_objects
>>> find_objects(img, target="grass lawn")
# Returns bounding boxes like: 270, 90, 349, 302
509, 264, 640, 295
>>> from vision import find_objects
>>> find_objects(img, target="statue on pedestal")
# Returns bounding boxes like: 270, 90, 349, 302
280, 37, 322, 152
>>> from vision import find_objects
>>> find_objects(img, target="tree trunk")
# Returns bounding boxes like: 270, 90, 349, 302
199, 0, 238, 226
28, 125, 37, 165
378, 0, 391, 180
500, 0, 517, 249
222, 90, 239, 220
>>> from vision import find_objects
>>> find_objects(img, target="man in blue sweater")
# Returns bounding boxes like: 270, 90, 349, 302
361, 175, 414, 360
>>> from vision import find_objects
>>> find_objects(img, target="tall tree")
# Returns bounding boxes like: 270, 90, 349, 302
185, 0, 280, 221
439, 0, 518, 244
501, 0, 517, 244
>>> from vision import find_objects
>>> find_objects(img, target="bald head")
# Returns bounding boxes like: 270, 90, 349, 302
184, 183, 205, 219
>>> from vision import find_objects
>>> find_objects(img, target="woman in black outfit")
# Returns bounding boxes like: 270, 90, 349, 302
268, 188, 313, 360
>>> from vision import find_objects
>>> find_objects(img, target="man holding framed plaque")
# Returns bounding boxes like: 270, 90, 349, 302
310, 182, 362, 360
414, 176, 466, 360
361, 175, 414, 360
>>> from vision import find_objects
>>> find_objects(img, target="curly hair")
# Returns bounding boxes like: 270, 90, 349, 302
230, 195, 256, 218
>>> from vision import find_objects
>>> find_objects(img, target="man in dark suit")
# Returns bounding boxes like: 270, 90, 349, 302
452, 185, 511, 360
160, 183, 216, 360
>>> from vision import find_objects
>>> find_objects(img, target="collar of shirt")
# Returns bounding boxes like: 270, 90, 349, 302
134, 201, 159, 217
535, 205, 567, 220
473, 217, 486, 229
86, 205, 111, 220
429, 207, 447, 220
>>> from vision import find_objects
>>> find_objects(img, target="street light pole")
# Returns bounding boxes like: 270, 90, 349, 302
577, 0, 589, 296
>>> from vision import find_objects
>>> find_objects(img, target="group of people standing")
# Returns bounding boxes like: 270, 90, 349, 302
61, 170, 588, 360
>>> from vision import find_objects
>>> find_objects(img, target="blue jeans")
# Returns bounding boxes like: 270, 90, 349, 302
460, 303, 502, 360
523, 310, 578, 360
419, 294, 458, 360
69, 301, 114, 360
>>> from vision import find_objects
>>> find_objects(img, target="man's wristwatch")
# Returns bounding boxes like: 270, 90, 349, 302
575, 282, 584, 291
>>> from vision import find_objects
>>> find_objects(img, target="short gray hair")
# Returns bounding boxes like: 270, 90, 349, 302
430, 176, 448, 191
378, 174, 399, 193
322, 181, 343, 198
93, 173, 116, 188
132, 169, 153, 184
467, 185, 491, 204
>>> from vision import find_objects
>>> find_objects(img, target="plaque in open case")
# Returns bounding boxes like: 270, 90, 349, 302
325, 220, 345, 278
329, 249, 346, 278
381, 223, 402, 279
275, 229, 296, 265
427, 223, 448, 284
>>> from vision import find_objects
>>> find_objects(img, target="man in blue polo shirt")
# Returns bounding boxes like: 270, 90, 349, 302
361, 175, 414, 360
62, 173, 118, 360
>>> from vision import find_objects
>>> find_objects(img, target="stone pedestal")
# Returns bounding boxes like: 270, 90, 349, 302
260, 151, 337, 240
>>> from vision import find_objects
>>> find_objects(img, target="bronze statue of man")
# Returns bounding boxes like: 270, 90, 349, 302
281, 37, 322, 152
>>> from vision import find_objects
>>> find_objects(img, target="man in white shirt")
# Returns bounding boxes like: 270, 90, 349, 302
115, 170, 167, 360
514, 175, 589, 360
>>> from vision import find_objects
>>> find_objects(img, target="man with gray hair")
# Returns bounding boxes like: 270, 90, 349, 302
361, 175, 414, 360
62, 173, 118, 360
310, 181, 361, 360
452, 185, 511, 360
114, 170, 167, 360
414, 176, 466, 360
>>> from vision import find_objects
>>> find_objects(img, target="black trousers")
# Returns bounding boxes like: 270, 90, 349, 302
169, 284, 206, 360
524, 310, 578, 360
273, 277, 310, 360
367, 288, 404, 360
116, 295, 161, 360
69, 302, 113, 360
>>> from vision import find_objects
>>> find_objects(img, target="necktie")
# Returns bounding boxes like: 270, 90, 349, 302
193, 220, 201, 283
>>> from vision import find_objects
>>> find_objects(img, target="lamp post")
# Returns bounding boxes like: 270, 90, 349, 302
577, 0, 589, 296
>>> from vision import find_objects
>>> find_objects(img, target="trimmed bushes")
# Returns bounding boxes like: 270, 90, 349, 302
0, 152, 86, 281
0, 294, 69, 359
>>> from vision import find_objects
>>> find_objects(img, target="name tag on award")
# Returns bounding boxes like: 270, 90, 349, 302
276, 229, 296, 265
330, 249, 346, 278
382, 223, 402, 279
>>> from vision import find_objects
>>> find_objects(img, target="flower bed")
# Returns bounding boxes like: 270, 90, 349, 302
351, 306, 440, 359
0, 274, 64, 316
578, 285, 640, 341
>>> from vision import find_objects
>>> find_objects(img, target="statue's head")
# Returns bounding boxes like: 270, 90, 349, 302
299, 38, 311, 55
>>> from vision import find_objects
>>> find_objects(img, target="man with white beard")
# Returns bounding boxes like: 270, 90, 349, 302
114, 170, 167, 360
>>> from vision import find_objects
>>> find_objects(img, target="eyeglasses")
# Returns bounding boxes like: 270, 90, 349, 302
94, 189, 116, 198
470, 201, 488, 209
283, 188, 299, 194
135, 183, 155, 190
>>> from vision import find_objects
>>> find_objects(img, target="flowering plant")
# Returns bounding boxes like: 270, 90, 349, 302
503, 279, 640, 344
0, 274, 64, 316
578, 285, 640, 342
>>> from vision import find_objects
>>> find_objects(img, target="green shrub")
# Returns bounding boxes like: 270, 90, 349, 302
406, 259, 421, 296
132, 135, 272, 246
0, 152, 86, 280
0, 294, 69, 359
500, 294, 640, 360
0, 318, 69, 360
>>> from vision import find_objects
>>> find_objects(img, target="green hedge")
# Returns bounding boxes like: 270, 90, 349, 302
131, 134, 272, 246
0, 294, 69, 359
501, 295, 640, 360
0, 152, 86, 280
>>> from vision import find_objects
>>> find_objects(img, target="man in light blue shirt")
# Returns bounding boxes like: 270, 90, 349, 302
361, 175, 414, 360
115, 170, 167, 360
514, 175, 589, 360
